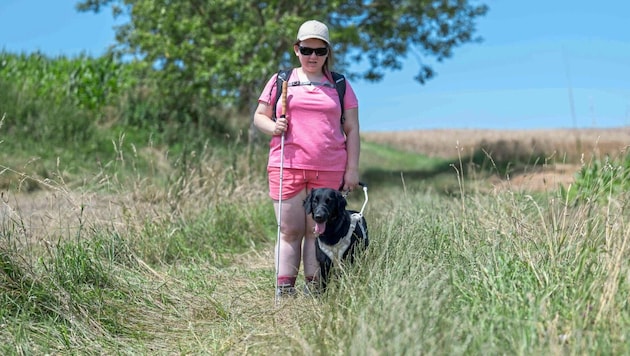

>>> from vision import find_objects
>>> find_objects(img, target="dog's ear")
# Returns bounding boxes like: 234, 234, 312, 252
303, 190, 313, 214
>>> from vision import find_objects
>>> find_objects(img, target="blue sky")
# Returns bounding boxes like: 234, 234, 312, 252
1, 0, 629, 132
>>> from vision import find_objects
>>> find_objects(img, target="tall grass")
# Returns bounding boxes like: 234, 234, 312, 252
0, 131, 272, 353
1, 129, 628, 354
256, 180, 628, 355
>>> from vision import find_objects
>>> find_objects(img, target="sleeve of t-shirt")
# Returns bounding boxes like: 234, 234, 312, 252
258, 74, 279, 105
344, 79, 359, 109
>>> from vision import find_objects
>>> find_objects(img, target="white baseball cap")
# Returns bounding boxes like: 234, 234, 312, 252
296, 20, 331, 46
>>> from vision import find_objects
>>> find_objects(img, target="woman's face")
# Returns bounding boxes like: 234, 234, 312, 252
295, 38, 328, 74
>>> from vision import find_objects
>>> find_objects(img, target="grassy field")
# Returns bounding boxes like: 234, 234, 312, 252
1, 128, 629, 355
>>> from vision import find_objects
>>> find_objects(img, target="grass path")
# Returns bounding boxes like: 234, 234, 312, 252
195, 246, 326, 355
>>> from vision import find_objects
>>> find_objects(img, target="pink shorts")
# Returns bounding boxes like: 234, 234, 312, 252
267, 167, 344, 200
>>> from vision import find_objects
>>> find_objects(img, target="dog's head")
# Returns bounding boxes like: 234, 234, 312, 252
303, 188, 347, 235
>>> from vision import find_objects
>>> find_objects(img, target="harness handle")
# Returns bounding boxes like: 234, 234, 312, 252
341, 182, 368, 216
359, 183, 368, 216
341, 181, 367, 197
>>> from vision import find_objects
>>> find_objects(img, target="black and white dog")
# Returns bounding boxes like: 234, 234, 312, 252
303, 187, 369, 291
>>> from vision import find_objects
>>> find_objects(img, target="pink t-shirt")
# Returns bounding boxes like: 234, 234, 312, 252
257, 69, 359, 171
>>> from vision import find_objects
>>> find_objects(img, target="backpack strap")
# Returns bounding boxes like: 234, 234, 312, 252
331, 72, 346, 124
272, 69, 293, 121
271, 69, 347, 123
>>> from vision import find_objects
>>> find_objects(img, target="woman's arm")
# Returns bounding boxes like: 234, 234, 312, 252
342, 107, 360, 191
253, 102, 287, 136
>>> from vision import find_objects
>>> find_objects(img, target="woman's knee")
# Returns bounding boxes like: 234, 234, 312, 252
275, 191, 307, 241
280, 223, 305, 241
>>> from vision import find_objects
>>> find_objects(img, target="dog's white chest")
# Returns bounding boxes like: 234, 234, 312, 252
317, 213, 365, 263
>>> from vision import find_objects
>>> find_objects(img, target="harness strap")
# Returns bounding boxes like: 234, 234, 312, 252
317, 213, 366, 263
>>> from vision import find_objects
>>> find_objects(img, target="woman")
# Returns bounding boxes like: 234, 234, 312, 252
253, 20, 361, 297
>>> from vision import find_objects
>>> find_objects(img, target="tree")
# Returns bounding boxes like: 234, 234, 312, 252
77, 0, 487, 130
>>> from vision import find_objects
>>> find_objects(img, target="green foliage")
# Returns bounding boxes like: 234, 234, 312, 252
0, 51, 241, 146
76, 0, 488, 126
1, 83, 92, 148
0, 51, 127, 116
564, 152, 630, 203
2, 0, 489, 146
0, 51, 140, 156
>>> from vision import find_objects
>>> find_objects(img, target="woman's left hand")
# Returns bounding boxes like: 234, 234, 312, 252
342, 168, 360, 192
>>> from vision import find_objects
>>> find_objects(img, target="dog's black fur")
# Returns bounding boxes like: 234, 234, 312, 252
303, 188, 369, 290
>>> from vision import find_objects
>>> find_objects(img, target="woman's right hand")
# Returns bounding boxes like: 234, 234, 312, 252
274, 117, 288, 135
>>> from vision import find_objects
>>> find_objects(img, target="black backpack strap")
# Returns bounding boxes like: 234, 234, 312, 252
272, 69, 346, 124
272, 69, 292, 121
331, 72, 346, 124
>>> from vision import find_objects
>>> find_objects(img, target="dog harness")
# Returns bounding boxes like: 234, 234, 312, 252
317, 212, 367, 263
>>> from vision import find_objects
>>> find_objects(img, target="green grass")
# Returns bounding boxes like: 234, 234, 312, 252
1, 133, 628, 355
361, 140, 447, 171
360, 139, 464, 195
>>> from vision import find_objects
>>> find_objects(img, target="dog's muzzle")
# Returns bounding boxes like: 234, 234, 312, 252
313, 208, 329, 234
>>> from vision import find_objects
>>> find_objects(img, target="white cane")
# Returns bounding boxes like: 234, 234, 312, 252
275, 80, 288, 306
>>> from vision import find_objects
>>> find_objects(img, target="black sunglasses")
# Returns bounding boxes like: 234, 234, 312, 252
299, 46, 328, 56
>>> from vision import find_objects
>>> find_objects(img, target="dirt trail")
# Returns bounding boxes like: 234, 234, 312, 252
1, 190, 141, 242
488, 163, 580, 192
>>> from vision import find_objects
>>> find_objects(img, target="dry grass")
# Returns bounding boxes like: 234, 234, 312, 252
6, 128, 630, 230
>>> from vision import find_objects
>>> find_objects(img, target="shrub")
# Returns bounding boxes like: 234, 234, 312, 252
470, 138, 552, 176
566, 150, 630, 203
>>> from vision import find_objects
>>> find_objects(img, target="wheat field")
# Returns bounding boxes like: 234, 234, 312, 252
363, 127, 630, 160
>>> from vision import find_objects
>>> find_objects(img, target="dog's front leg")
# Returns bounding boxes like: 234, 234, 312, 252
320, 259, 332, 291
